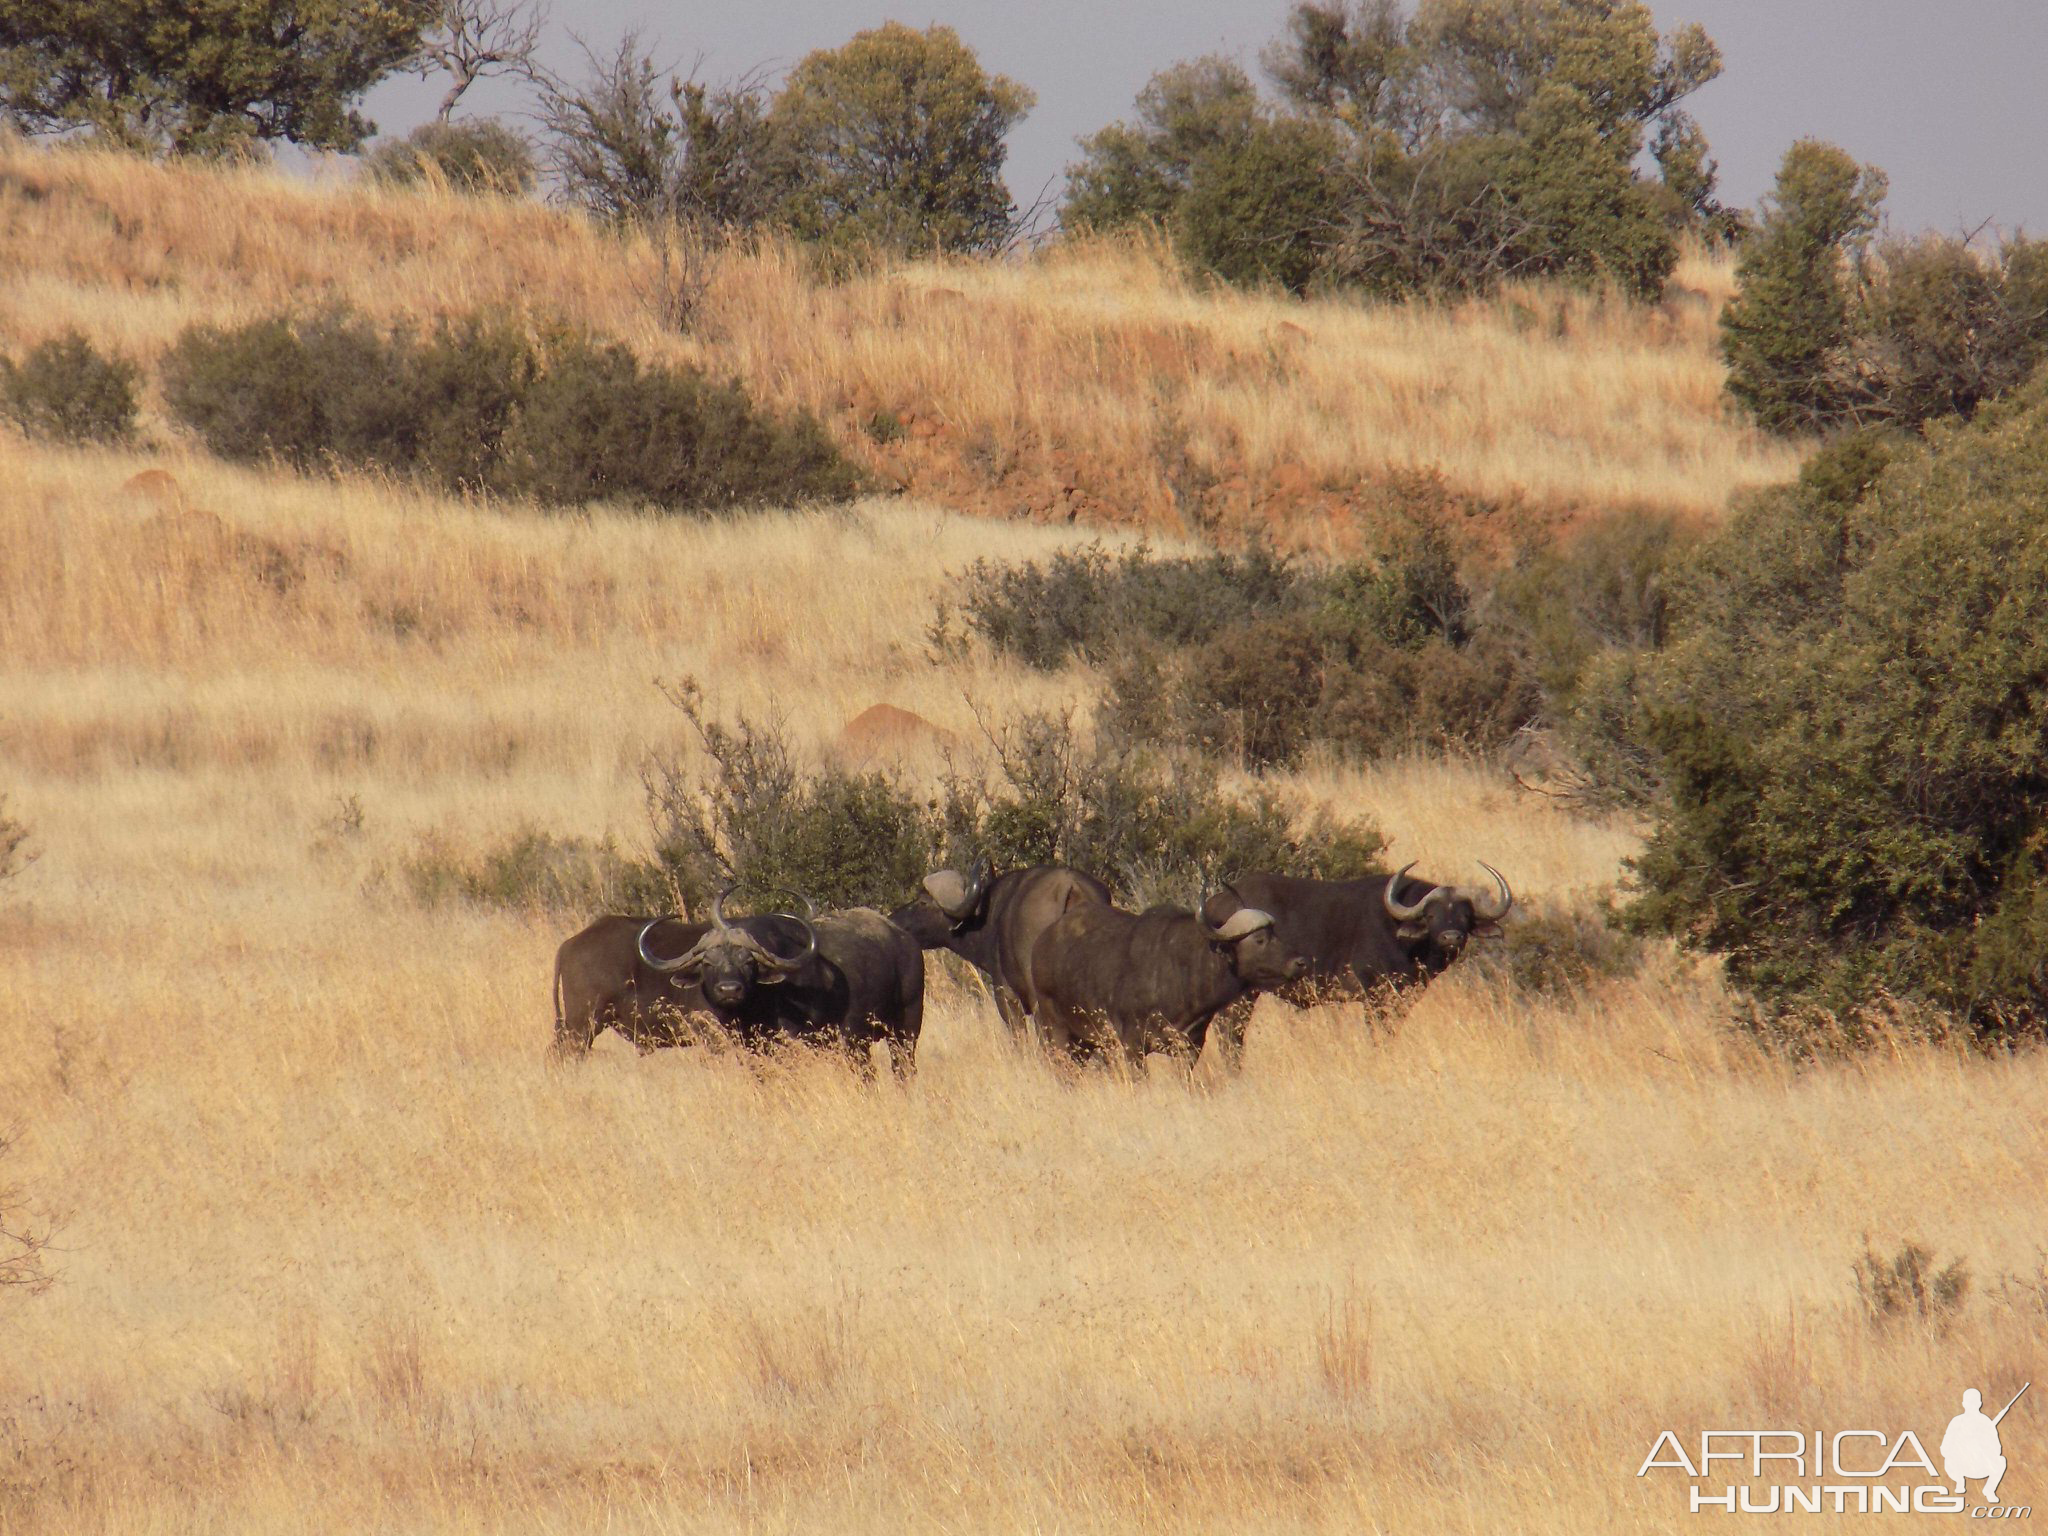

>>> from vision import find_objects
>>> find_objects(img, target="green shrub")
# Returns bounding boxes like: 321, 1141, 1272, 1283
402, 827, 659, 915
369, 119, 537, 195
641, 682, 1384, 913
1627, 375, 2048, 1036
1854, 235, 2048, 429
948, 709, 1384, 906
1476, 893, 1641, 997
939, 540, 1313, 671
1175, 117, 1341, 294
162, 309, 859, 512
1719, 139, 1887, 434
490, 334, 860, 511
644, 680, 943, 912
162, 311, 408, 469
0, 332, 139, 443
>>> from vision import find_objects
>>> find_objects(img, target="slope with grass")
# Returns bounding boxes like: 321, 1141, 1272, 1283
0, 138, 1800, 540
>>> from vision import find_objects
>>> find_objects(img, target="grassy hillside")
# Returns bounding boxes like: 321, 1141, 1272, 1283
0, 138, 1800, 538
2, 141, 2041, 1532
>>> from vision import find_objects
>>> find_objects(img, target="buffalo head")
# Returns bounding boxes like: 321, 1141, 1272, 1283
1203, 902, 1309, 990
1382, 861, 1513, 961
637, 888, 818, 1009
891, 854, 993, 942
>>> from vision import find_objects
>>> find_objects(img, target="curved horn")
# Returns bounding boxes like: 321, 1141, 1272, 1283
750, 912, 818, 974
922, 869, 974, 919
965, 853, 992, 909
1206, 906, 1274, 942
638, 917, 707, 973
1469, 861, 1513, 923
1382, 862, 1431, 922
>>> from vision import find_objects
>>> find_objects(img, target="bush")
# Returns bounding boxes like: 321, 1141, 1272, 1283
1176, 117, 1341, 294
1476, 893, 1641, 997
161, 309, 860, 512
490, 334, 861, 511
950, 710, 1385, 907
1627, 377, 2048, 1036
368, 119, 537, 195
1852, 235, 2048, 429
162, 310, 427, 470
0, 332, 139, 443
948, 503, 1545, 772
938, 540, 1313, 671
1719, 139, 1886, 434
402, 827, 660, 915
641, 682, 1384, 913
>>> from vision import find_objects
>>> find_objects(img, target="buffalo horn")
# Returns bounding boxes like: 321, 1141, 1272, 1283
750, 912, 817, 974
922, 869, 975, 918
638, 917, 707, 973
1468, 861, 1514, 923
1207, 906, 1275, 942
1382, 862, 1450, 922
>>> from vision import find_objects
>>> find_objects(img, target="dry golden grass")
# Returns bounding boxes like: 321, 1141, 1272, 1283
0, 137, 1801, 535
3, 139, 2041, 1532
5, 424, 2046, 1531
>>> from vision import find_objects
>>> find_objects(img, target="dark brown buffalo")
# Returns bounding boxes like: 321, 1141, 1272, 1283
1028, 899, 1308, 1069
553, 893, 924, 1076
1197, 863, 1513, 1065
889, 858, 1111, 1038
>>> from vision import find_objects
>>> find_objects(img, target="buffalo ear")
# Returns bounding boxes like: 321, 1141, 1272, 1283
1395, 920, 1430, 942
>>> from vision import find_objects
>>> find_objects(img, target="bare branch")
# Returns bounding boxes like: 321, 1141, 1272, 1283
416, 0, 550, 122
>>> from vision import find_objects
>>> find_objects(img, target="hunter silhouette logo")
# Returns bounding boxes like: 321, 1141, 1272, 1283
1638, 1381, 2032, 1515
1944, 1384, 2027, 1506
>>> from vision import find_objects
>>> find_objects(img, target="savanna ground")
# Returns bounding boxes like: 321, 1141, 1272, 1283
3, 146, 2045, 1530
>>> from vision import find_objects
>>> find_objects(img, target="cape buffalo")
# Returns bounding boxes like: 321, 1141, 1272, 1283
1028, 899, 1308, 1070
553, 893, 925, 1075
889, 857, 1111, 1039
1197, 862, 1513, 1065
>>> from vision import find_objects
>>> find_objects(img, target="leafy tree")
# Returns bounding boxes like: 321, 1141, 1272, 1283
1851, 235, 2048, 428
1176, 117, 1342, 293
1629, 381, 2048, 1038
0, 0, 428, 155
1062, 57, 1261, 231
1719, 139, 1888, 433
1412, 0, 1718, 142
769, 23, 1034, 255
1476, 81, 1675, 298
1262, 0, 1426, 143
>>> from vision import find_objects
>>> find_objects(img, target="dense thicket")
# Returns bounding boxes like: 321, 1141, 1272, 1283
643, 682, 1385, 912
1627, 377, 2048, 1037
161, 310, 859, 512
1722, 140, 2048, 436
0, 0, 427, 155
1065, 0, 1725, 299
539, 22, 1033, 256
937, 484, 1694, 777
0, 330, 137, 443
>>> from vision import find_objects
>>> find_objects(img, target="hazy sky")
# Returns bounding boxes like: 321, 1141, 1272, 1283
362, 0, 2048, 238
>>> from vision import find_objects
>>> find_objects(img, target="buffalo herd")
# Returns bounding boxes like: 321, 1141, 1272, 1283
551, 858, 1513, 1076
